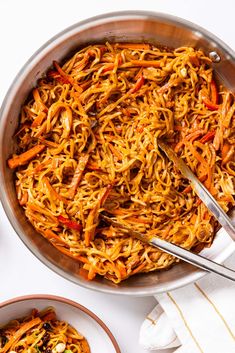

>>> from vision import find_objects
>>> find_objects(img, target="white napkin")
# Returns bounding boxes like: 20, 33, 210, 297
139, 231, 235, 353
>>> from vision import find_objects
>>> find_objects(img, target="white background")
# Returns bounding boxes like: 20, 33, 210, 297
0, 1, 234, 353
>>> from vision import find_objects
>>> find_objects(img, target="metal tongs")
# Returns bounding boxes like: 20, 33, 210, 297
101, 141, 235, 281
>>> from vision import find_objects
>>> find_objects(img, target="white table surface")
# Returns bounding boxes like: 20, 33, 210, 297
0, 1, 234, 352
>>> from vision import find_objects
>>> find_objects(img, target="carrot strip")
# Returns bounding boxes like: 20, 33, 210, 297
182, 175, 207, 193
87, 265, 97, 280
54, 245, 89, 263
38, 139, 59, 148
199, 130, 215, 144
32, 111, 46, 127
84, 184, 113, 246
67, 154, 90, 199
108, 143, 122, 160
79, 267, 89, 280
27, 203, 58, 223
223, 102, 235, 128
128, 59, 161, 68
188, 144, 208, 168
8, 145, 46, 169
189, 54, 200, 67
13, 124, 30, 137
53, 61, 83, 93
204, 166, 213, 189
182, 185, 192, 194
42, 229, 69, 248
102, 57, 122, 73
116, 43, 150, 50
19, 191, 28, 206
28, 159, 51, 175
213, 128, 221, 151
202, 95, 219, 110
129, 75, 144, 94
47, 70, 70, 84
131, 263, 146, 275
2, 317, 41, 353
33, 88, 48, 112
43, 176, 68, 203
185, 130, 205, 142
86, 162, 103, 171
99, 183, 113, 205
117, 261, 127, 278
174, 140, 185, 153
222, 142, 234, 164
210, 80, 218, 104
201, 82, 219, 110
40, 311, 57, 322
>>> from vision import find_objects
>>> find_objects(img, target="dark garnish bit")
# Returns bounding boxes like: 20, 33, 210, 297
43, 322, 52, 331
0, 335, 8, 348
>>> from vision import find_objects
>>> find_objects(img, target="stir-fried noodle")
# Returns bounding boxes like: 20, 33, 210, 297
8, 42, 235, 283
0, 307, 90, 353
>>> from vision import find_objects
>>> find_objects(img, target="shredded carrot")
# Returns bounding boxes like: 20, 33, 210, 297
195, 198, 202, 206
84, 184, 113, 246
223, 101, 235, 128
47, 70, 70, 84
129, 75, 144, 94
182, 175, 207, 193
117, 261, 127, 278
53, 61, 83, 93
188, 143, 208, 168
32, 111, 46, 127
2, 317, 41, 353
210, 80, 218, 104
19, 191, 28, 205
174, 140, 185, 153
213, 127, 221, 151
40, 311, 57, 322
108, 143, 122, 160
13, 124, 30, 137
28, 159, 51, 175
199, 130, 215, 144
132, 263, 146, 275
185, 130, 205, 142
87, 265, 97, 280
55, 245, 89, 264
38, 139, 59, 148
8, 145, 46, 169
79, 267, 89, 280
222, 142, 234, 164
42, 229, 69, 248
189, 54, 200, 66
86, 162, 103, 171
102, 57, 122, 73
128, 59, 161, 68
43, 176, 68, 203
201, 83, 219, 110
33, 88, 48, 112
116, 43, 151, 50
27, 203, 58, 223
67, 154, 90, 199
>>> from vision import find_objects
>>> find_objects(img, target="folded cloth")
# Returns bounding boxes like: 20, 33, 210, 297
139, 304, 180, 350
139, 230, 235, 353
